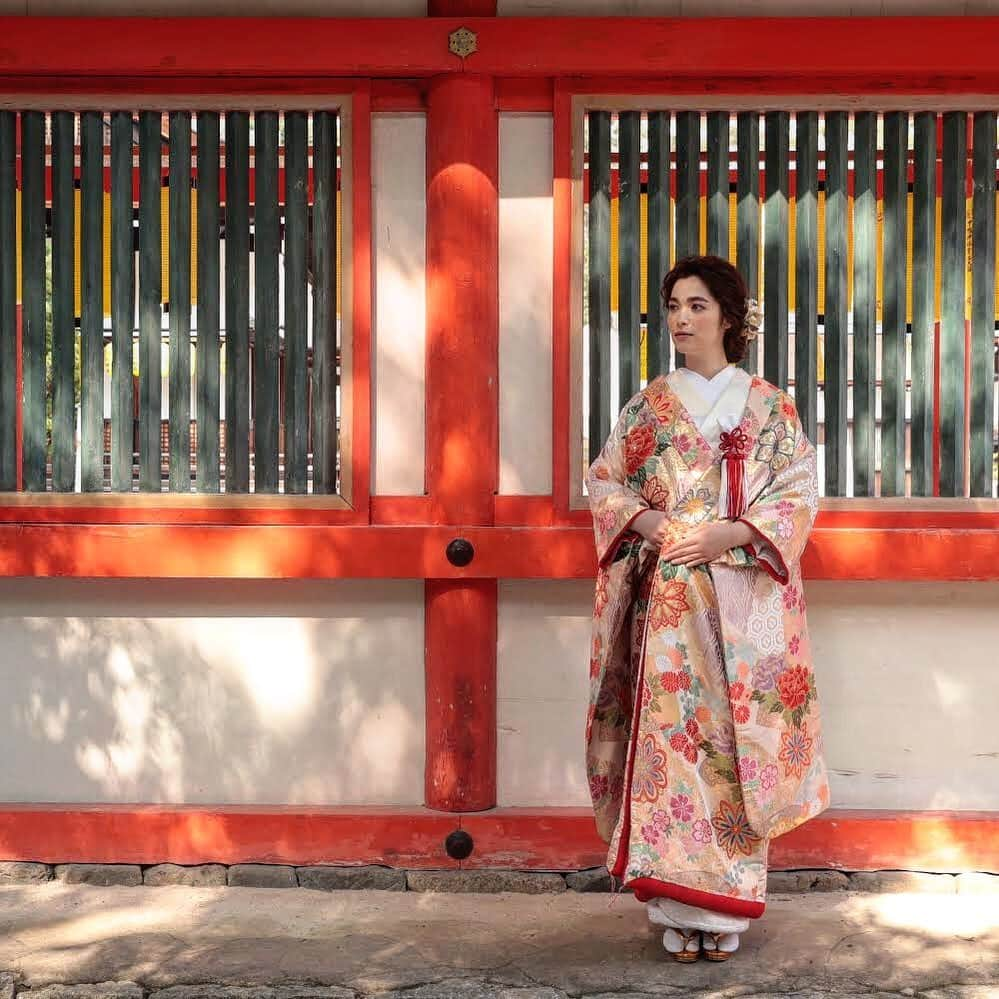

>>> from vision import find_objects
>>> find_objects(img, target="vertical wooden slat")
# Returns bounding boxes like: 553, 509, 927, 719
706, 110, 729, 257
675, 111, 700, 260
51, 111, 76, 492
196, 110, 221, 493
940, 111, 967, 497
224, 110, 250, 493
20, 111, 46, 491
618, 110, 640, 401
138, 110, 162, 492
764, 111, 789, 389
80, 111, 104, 492
794, 111, 819, 444
881, 111, 909, 497
284, 111, 309, 494
587, 110, 611, 464
852, 111, 877, 497
970, 111, 997, 497
645, 110, 670, 378
823, 111, 849, 497
0, 111, 15, 491
737, 112, 761, 373
111, 111, 135, 492
253, 111, 280, 493
911, 112, 937, 497
312, 109, 339, 493
168, 111, 192, 492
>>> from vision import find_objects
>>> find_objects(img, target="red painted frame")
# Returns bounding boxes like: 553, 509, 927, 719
0, 805, 994, 874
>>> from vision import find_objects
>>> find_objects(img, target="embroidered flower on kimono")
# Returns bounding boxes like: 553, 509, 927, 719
788, 635, 801, 656
640, 478, 671, 509
661, 670, 691, 693
777, 664, 811, 711
672, 432, 692, 455
692, 817, 713, 843
589, 774, 609, 800
760, 763, 779, 791
779, 724, 814, 778
729, 681, 746, 701
633, 734, 669, 802
652, 808, 671, 832
648, 579, 691, 630
640, 822, 662, 846
752, 653, 785, 692
593, 464, 611, 481
594, 572, 610, 616
776, 517, 795, 541
755, 422, 795, 473
783, 585, 799, 610
733, 704, 751, 724
668, 731, 699, 764
781, 398, 798, 420
685, 718, 700, 740
597, 510, 617, 536
625, 424, 657, 475
641, 681, 653, 709
670, 794, 694, 823
737, 755, 759, 783
777, 499, 795, 516
711, 799, 762, 859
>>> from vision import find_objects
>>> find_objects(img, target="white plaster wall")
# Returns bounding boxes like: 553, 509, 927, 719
373, 113, 427, 496
497, 580, 999, 811
499, 113, 554, 495
0, 579, 425, 805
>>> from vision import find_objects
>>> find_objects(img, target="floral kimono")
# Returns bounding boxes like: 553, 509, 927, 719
585, 367, 829, 919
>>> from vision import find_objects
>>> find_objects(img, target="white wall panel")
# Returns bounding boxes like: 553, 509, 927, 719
0, 579, 425, 805
373, 114, 427, 495
499, 114, 554, 495
497, 579, 999, 811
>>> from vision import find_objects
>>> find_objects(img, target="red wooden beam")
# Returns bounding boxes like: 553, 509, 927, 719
424, 74, 500, 812
0, 523, 996, 580
3, 17, 999, 87
0, 805, 994, 874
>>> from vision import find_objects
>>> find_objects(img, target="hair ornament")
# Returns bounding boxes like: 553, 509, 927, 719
743, 298, 763, 340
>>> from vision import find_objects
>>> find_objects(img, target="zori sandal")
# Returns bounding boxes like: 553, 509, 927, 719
701, 930, 740, 961
662, 927, 701, 962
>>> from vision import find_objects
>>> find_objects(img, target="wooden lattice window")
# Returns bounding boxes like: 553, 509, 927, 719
0, 104, 350, 497
581, 105, 999, 499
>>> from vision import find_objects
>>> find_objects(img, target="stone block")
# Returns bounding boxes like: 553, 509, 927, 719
767, 871, 809, 892
805, 869, 851, 891
565, 867, 611, 892
297, 865, 406, 891
25, 985, 143, 999
0, 862, 50, 883
1, 972, 16, 999
848, 870, 956, 893
955, 872, 999, 895
406, 870, 566, 894
53, 864, 143, 887
151, 988, 353, 999
227, 864, 298, 888
143, 864, 228, 887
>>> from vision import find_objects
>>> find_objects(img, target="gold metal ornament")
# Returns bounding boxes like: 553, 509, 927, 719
448, 27, 477, 59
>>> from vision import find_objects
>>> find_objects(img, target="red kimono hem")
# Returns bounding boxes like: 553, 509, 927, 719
627, 876, 766, 919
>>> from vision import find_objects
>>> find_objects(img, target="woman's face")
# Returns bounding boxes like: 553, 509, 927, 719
666, 275, 729, 362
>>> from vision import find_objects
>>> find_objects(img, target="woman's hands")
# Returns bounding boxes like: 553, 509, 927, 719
661, 520, 754, 566
632, 510, 671, 547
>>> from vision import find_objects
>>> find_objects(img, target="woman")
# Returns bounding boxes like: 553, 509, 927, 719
585, 255, 829, 962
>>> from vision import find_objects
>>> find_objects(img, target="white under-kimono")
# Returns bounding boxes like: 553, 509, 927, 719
585, 364, 829, 920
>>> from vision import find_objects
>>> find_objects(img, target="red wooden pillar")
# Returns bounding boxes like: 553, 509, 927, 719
424, 72, 499, 812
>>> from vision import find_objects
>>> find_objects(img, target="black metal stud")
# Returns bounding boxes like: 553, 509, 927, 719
446, 538, 474, 567
445, 829, 474, 861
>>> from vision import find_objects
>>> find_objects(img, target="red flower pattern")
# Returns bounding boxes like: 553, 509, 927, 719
625, 424, 656, 475
670, 793, 694, 822
777, 665, 811, 711
648, 579, 691, 630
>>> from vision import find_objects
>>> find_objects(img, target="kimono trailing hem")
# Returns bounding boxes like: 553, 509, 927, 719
627, 877, 766, 918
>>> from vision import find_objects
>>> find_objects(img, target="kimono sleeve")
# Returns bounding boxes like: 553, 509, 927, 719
737, 400, 819, 586
586, 400, 651, 568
